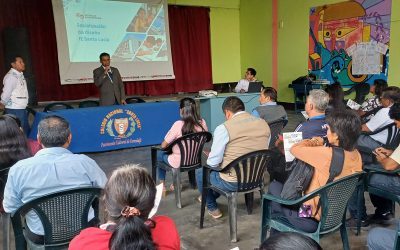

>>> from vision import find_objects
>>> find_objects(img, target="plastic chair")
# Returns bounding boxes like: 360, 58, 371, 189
78, 100, 99, 108
43, 103, 74, 112
356, 165, 400, 235
359, 123, 400, 156
260, 172, 364, 250
11, 187, 102, 250
151, 132, 212, 208
200, 150, 274, 242
267, 119, 287, 149
125, 97, 146, 104
361, 106, 383, 124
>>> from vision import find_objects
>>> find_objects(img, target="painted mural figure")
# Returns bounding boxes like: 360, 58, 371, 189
309, 0, 391, 86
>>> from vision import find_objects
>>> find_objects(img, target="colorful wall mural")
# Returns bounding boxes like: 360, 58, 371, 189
308, 0, 391, 85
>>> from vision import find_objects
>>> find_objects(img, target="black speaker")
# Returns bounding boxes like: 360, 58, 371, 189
2, 27, 37, 105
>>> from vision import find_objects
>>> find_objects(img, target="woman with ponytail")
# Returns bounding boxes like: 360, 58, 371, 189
156, 97, 208, 193
69, 165, 180, 250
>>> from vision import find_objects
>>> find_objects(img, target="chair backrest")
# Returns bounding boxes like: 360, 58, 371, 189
11, 187, 102, 248
361, 106, 383, 124
365, 122, 400, 150
125, 97, 146, 104
43, 102, 74, 112
222, 150, 274, 192
78, 100, 99, 108
268, 120, 286, 148
318, 173, 364, 232
165, 132, 212, 169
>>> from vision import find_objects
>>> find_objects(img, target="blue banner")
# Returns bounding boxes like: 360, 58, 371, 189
29, 101, 180, 153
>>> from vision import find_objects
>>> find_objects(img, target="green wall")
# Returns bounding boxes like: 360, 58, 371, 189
239, 0, 272, 85
168, 0, 241, 83
240, 0, 400, 103
169, 0, 400, 102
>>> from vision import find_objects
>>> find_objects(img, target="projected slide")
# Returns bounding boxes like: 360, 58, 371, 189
52, 0, 174, 84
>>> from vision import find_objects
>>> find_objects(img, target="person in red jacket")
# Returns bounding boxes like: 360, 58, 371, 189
69, 164, 180, 250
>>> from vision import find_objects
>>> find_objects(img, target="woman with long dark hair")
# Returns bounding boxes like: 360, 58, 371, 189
325, 82, 346, 115
69, 165, 180, 250
157, 97, 208, 193
358, 79, 388, 117
0, 115, 32, 211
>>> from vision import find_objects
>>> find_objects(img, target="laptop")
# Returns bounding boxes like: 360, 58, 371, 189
247, 81, 263, 93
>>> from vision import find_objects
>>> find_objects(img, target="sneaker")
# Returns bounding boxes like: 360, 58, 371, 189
345, 218, 370, 229
368, 212, 394, 225
208, 208, 223, 219
197, 195, 202, 203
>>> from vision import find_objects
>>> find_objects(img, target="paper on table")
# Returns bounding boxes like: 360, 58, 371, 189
283, 132, 303, 162
149, 183, 163, 218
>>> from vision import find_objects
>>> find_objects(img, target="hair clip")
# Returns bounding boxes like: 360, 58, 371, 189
121, 206, 141, 218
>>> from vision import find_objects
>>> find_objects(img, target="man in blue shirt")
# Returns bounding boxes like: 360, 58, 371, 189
293, 89, 329, 139
3, 115, 107, 239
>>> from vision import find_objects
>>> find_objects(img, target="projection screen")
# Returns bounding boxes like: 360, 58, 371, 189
52, 0, 174, 84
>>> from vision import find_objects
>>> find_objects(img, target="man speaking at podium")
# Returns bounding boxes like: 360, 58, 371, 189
93, 52, 126, 106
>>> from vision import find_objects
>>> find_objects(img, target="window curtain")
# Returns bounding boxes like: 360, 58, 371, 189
0, 1, 212, 101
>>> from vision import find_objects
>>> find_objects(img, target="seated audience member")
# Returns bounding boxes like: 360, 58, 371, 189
234, 67, 257, 93
156, 97, 207, 194
268, 110, 362, 232
348, 103, 400, 227
4, 114, 41, 154
3, 115, 107, 240
69, 165, 180, 250
252, 87, 288, 123
367, 224, 398, 250
259, 232, 322, 250
282, 89, 329, 142
0, 115, 32, 212
357, 86, 400, 152
196, 96, 270, 218
325, 82, 346, 114
358, 79, 388, 118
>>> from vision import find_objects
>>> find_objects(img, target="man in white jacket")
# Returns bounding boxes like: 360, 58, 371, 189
0, 56, 29, 134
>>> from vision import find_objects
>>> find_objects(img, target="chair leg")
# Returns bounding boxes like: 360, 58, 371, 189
188, 170, 197, 189
244, 192, 254, 215
151, 148, 158, 181
228, 193, 238, 243
340, 215, 350, 250
1, 213, 10, 250
260, 197, 270, 243
172, 169, 182, 208
356, 182, 364, 236
200, 188, 207, 229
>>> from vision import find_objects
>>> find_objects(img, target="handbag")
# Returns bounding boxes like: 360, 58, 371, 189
280, 159, 314, 200
280, 146, 345, 200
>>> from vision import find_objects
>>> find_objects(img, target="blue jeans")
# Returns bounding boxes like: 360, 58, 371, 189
5, 108, 29, 136
367, 225, 397, 250
195, 168, 237, 211
156, 151, 170, 181
348, 163, 400, 219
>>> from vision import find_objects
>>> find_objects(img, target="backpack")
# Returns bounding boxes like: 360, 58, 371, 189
280, 147, 345, 200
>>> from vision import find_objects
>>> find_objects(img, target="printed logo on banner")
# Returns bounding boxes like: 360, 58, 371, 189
100, 109, 142, 140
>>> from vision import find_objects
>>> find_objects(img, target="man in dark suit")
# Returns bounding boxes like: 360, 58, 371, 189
93, 52, 126, 106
